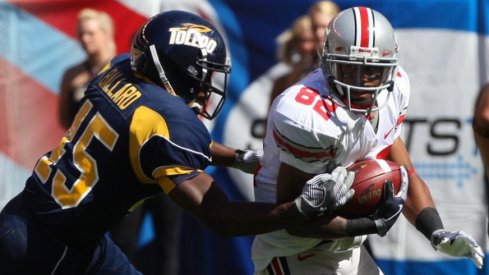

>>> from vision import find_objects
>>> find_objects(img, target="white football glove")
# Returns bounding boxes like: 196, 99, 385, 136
232, 149, 263, 174
295, 166, 355, 218
431, 229, 484, 269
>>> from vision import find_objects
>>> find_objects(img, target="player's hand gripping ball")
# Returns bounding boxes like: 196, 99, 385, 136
335, 159, 406, 218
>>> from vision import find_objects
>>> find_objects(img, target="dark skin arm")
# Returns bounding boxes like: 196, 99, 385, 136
276, 162, 351, 239
473, 84, 489, 198
473, 84, 489, 240
386, 137, 436, 224
279, 137, 438, 239
165, 172, 307, 236
209, 142, 237, 167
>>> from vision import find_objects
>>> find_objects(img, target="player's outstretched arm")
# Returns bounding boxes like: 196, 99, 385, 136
388, 138, 485, 269
276, 162, 382, 239
286, 166, 408, 239
166, 171, 352, 236
209, 142, 263, 174
294, 166, 355, 218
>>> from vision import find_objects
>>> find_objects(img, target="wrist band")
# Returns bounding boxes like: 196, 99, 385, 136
408, 167, 416, 177
415, 207, 444, 239
234, 149, 245, 162
346, 218, 378, 236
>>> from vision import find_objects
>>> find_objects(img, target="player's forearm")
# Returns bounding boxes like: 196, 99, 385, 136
474, 133, 489, 181
285, 216, 351, 239
473, 85, 489, 229
401, 174, 444, 239
402, 174, 436, 224
173, 174, 308, 236
473, 85, 489, 145
209, 141, 237, 166
204, 201, 307, 236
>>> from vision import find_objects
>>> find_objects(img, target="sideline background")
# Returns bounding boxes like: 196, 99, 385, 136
1, 0, 488, 274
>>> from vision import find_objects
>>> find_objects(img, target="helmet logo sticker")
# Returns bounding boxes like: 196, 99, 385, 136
169, 23, 217, 55
350, 46, 379, 58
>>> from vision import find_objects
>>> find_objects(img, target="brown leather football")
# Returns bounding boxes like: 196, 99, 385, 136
336, 159, 402, 218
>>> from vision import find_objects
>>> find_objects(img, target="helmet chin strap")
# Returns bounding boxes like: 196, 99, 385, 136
149, 44, 177, 96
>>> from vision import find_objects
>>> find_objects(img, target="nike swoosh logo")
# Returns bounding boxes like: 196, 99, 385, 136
297, 253, 315, 261
386, 205, 403, 221
384, 115, 405, 139
384, 127, 395, 139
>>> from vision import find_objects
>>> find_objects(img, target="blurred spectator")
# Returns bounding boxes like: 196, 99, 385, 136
58, 8, 116, 129
308, 0, 340, 57
269, 15, 315, 105
269, 1, 340, 106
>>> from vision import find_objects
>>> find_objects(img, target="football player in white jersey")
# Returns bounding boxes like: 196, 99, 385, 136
252, 6, 484, 275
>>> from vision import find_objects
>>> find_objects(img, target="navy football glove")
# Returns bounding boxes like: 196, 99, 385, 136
371, 167, 408, 236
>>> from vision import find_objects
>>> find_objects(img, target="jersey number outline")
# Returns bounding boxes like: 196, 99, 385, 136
34, 100, 119, 209
294, 86, 337, 120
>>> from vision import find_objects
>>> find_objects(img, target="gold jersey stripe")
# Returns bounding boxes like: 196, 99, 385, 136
129, 106, 170, 183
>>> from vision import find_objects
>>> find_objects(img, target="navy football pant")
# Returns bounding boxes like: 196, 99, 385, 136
0, 194, 141, 275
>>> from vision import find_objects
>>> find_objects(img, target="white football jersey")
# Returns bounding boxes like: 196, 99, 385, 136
252, 66, 410, 271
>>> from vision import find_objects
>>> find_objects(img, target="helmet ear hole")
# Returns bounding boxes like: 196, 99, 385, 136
187, 65, 199, 78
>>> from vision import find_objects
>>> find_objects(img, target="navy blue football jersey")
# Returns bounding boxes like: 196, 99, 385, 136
23, 54, 212, 245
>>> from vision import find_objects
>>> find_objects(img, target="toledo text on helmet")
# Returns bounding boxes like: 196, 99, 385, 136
168, 23, 217, 55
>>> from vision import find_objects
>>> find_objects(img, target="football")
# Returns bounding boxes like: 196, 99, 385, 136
335, 159, 403, 219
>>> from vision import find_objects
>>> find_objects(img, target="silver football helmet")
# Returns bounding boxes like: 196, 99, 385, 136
321, 6, 399, 114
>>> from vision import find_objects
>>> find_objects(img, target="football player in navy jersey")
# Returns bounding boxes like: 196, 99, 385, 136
0, 10, 355, 275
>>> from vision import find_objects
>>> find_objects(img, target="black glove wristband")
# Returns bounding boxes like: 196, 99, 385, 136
234, 149, 245, 162
415, 207, 444, 239
346, 218, 378, 236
